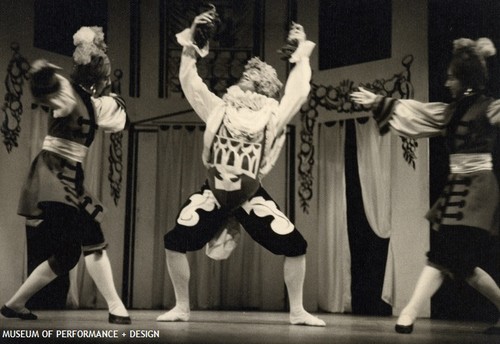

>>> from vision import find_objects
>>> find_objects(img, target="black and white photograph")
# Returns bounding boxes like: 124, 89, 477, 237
0, 1, 499, 343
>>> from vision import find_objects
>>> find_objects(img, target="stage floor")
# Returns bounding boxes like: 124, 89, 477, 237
0, 310, 498, 344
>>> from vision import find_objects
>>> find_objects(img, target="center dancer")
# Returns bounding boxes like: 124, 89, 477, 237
157, 10, 324, 327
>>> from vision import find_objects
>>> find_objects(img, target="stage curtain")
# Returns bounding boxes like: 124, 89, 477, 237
355, 118, 395, 310
317, 122, 352, 312
354, 118, 392, 239
317, 118, 395, 312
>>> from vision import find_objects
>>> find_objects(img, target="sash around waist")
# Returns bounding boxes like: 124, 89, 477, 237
449, 153, 492, 174
42, 135, 88, 163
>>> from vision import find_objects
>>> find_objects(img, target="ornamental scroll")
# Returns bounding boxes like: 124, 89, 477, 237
108, 69, 124, 206
1, 42, 30, 152
298, 55, 416, 213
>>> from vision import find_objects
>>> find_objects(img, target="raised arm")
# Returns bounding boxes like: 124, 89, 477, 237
29, 59, 77, 118
275, 24, 315, 134
176, 11, 224, 123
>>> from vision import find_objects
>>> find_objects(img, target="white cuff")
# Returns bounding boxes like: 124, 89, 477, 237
289, 40, 315, 63
176, 28, 209, 58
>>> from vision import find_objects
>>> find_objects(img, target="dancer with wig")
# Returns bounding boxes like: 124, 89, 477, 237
351, 37, 500, 334
1, 26, 130, 324
157, 9, 324, 327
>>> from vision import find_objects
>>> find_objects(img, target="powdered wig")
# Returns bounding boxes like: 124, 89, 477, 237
450, 37, 496, 91
244, 57, 283, 99
70, 26, 111, 88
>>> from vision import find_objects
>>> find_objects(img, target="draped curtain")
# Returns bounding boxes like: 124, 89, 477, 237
317, 122, 351, 312
147, 125, 285, 310
354, 119, 392, 239
317, 117, 394, 312
354, 118, 395, 306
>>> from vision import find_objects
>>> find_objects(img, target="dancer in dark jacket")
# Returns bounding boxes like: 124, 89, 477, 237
1, 26, 130, 324
351, 37, 500, 334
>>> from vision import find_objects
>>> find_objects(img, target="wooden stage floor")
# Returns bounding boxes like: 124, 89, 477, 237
0, 310, 499, 344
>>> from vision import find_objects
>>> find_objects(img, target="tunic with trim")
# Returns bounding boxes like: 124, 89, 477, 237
176, 28, 314, 209
372, 93, 500, 235
18, 74, 126, 222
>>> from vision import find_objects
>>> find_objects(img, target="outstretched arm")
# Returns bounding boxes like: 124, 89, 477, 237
351, 87, 449, 138
275, 24, 315, 134
350, 87, 378, 107
177, 11, 223, 123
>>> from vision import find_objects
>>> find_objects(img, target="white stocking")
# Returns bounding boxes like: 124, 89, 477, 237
84, 250, 128, 317
6, 260, 57, 313
284, 255, 325, 326
157, 249, 191, 322
397, 265, 444, 326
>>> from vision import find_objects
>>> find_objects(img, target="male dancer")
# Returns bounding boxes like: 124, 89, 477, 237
1, 26, 130, 324
157, 10, 324, 327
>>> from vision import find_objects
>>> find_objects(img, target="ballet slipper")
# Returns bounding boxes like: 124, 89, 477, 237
395, 314, 415, 334
289, 311, 326, 327
108, 313, 131, 325
1, 305, 37, 320
156, 308, 190, 322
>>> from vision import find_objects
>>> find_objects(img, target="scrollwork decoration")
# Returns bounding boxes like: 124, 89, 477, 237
108, 131, 123, 206
108, 69, 124, 205
1, 42, 30, 152
298, 55, 416, 212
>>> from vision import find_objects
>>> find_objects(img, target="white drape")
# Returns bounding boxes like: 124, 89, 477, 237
317, 118, 396, 312
317, 122, 352, 312
354, 118, 392, 239
354, 117, 394, 306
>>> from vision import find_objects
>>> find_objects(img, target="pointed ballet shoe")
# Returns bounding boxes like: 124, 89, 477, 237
108, 313, 131, 325
395, 313, 415, 334
1, 305, 37, 320
156, 310, 190, 322
395, 323, 413, 334
289, 311, 326, 327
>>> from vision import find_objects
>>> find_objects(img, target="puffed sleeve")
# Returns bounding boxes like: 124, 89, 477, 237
176, 28, 223, 122
274, 40, 315, 134
372, 96, 450, 139
91, 93, 127, 133
486, 99, 500, 125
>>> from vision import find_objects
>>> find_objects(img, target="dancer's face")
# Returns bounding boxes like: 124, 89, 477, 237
445, 68, 463, 99
237, 68, 260, 93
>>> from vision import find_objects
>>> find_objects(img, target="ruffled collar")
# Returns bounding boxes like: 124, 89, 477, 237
222, 86, 277, 111
221, 86, 278, 140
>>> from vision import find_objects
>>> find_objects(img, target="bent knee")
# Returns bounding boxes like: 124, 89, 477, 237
48, 245, 81, 275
